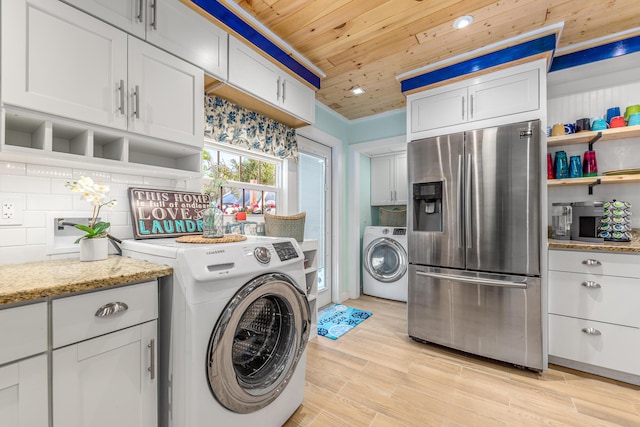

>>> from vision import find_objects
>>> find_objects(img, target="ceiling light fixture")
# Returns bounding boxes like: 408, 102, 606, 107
453, 15, 474, 29
351, 86, 366, 95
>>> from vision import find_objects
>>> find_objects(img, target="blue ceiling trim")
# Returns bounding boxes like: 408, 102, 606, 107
401, 33, 557, 93
190, 0, 321, 89
549, 34, 640, 72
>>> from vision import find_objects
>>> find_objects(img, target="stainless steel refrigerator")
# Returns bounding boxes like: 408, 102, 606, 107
407, 120, 542, 371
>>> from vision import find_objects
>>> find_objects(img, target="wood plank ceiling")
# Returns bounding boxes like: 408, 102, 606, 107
227, 0, 640, 121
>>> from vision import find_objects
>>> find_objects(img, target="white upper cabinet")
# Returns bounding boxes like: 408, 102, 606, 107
61, 0, 146, 39
228, 35, 315, 124
128, 37, 204, 147
2, 0, 203, 148
408, 65, 539, 137
2, 0, 128, 130
370, 153, 407, 206
62, 0, 228, 80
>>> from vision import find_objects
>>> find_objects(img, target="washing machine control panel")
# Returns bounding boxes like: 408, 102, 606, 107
272, 241, 300, 262
254, 246, 271, 264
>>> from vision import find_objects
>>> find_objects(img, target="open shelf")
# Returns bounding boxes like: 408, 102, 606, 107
1, 107, 201, 178
548, 125, 640, 147
548, 174, 640, 187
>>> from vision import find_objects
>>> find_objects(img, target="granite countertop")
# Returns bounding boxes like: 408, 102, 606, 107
549, 228, 640, 253
0, 255, 172, 306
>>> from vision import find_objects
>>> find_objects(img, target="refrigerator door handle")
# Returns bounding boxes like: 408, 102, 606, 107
457, 154, 463, 248
465, 153, 472, 249
416, 270, 528, 289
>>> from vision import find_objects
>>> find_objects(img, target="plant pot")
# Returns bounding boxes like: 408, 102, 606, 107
79, 237, 109, 262
235, 212, 247, 221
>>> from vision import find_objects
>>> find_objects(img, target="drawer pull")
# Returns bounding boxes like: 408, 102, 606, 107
582, 259, 601, 266
581, 281, 601, 289
581, 327, 602, 336
94, 302, 129, 318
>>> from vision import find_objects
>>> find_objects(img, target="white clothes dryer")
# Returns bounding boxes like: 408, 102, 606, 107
362, 226, 408, 302
121, 236, 310, 427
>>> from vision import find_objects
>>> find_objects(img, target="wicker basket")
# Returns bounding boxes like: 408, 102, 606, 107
380, 207, 407, 227
264, 212, 306, 242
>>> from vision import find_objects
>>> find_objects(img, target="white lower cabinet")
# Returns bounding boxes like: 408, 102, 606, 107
548, 249, 640, 383
52, 321, 157, 427
51, 281, 159, 427
0, 302, 48, 427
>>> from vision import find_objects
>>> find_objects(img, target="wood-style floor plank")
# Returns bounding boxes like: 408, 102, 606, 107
284, 295, 640, 427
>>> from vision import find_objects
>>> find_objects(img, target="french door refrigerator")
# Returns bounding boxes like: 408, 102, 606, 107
407, 120, 542, 371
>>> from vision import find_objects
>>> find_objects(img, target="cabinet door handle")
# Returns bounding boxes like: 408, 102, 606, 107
118, 80, 125, 115
470, 94, 474, 118
581, 327, 601, 336
461, 97, 465, 120
282, 80, 286, 102
150, 0, 157, 30
582, 259, 601, 266
94, 301, 129, 317
136, 0, 144, 22
148, 339, 156, 380
133, 85, 140, 119
276, 77, 281, 101
581, 281, 601, 289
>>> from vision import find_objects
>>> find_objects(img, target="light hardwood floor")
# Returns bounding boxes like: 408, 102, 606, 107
284, 295, 640, 427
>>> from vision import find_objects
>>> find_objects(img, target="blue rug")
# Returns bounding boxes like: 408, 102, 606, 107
317, 304, 372, 340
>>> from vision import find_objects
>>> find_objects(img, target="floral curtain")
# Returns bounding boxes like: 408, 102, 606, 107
204, 95, 298, 161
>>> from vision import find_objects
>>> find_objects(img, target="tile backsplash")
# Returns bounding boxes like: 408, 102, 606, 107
0, 161, 199, 265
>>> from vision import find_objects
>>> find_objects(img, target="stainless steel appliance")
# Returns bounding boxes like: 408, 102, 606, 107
571, 201, 604, 243
407, 120, 543, 371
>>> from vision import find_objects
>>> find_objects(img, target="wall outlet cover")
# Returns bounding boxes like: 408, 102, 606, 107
0, 195, 24, 226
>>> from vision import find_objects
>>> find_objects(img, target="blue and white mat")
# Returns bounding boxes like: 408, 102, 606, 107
317, 304, 372, 340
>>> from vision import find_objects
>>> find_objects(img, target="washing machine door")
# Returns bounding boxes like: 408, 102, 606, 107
364, 237, 408, 283
207, 272, 310, 414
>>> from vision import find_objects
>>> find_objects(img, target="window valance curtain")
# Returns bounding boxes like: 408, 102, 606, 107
204, 95, 298, 161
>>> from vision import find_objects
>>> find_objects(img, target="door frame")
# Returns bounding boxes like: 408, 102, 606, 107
296, 126, 342, 304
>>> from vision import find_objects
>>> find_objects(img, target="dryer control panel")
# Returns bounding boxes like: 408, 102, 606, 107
272, 241, 300, 261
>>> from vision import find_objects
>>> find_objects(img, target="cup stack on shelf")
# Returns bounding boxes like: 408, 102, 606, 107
599, 200, 632, 242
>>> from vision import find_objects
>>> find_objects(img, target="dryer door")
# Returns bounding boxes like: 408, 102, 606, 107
364, 237, 408, 283
207, 273, 310, 414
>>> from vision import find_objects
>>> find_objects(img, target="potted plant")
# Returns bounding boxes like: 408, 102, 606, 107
235, 207, 247, 221
65, 177, 117, 261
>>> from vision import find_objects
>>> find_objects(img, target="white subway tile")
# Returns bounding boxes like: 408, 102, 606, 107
0, 175, 50, 193
143, 176, 176, 188
0, 245, 47, 264
0, 161, 26, 176
26, 164, 73, 179
72, 170, 111, 182
0, 228, 27, 246
23, 211, 47, 228
27, 194, 75, 211
27, 228, 46, 245
111, 173, 145, 185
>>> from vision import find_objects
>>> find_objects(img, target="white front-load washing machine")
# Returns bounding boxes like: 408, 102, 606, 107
362, 226, 408, 302
121, 236, 310, 427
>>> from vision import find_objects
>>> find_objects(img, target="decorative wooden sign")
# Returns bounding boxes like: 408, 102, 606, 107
128, 188, 211, 239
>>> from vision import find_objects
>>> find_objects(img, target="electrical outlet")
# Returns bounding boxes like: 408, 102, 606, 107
0, 196, 24, 226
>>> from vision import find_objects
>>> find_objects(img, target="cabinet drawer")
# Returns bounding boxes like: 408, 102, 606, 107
549, 271, 640, 327
0, 302, 47, 365
549, 314, 640, 376
548, 250, 640, 278
52, 281, 157, 348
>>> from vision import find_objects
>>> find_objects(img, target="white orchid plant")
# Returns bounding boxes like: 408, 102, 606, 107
65, 177, 117, 242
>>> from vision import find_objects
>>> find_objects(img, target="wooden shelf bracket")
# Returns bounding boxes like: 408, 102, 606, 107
588, 132, 602, 151
588, 178, 601, 195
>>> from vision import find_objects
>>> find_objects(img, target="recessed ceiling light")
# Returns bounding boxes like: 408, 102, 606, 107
453, 15, 473, 29
351, 86, 366, 95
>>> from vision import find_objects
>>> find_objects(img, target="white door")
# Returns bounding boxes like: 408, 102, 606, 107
394, 152, 408, 205
280, 74, 315, 124
468, 69, 539, 122
61, 0, 146, 39
146, 0, 228, 80
410, 86, 467, 133
2, 0, 128, 130
370, 155, 394, 206
298, 137, 332, 308
127, 36, 204, 147
52, 321, 157, 427
228, 35, 279, 105
0, 355, 48, 427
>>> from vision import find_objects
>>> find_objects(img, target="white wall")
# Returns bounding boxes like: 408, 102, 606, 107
547, 59, 640, 228
0, 161, 195, 264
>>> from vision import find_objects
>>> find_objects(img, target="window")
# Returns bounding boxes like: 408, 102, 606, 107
203, 142, 280, 215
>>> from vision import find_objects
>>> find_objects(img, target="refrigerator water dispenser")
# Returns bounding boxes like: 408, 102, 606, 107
413, 181, 443, 232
